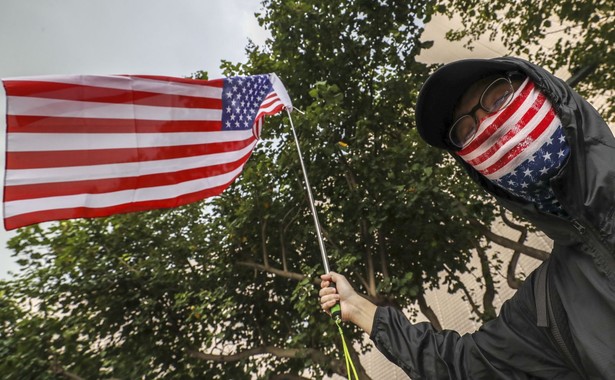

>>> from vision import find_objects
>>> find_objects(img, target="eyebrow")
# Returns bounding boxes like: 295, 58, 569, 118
454, 75, 504, 117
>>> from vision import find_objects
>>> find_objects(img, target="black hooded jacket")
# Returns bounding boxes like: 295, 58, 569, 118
370, 57, 615, 379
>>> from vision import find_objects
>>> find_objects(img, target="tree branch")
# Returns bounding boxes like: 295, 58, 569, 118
188, 346, 350, 378
188, 346, 316, 362
443, 265, 483, 319
316, 223, 343, 257
262, 217, 269, 267
416, 292, 442, 331
346, 342, 372, 380
507, 251, 523, 290
474, 243, 496, 322
270, 375, 311, 380
451, 200, 549, 260
50, 363, 85, 380
468, 219, 550, 261
377, 229, 390, 280
353, 271, 371, 292
236, 260, 382, 306
336, 151, 376, 296
499, 210, 528, 289
280, 206, 301, 272
359, 219, 377, 297
499, 207, 527, 232
236, 261, 318, 285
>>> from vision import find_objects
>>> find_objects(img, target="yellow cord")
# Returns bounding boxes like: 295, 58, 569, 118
335, 318, 359, 380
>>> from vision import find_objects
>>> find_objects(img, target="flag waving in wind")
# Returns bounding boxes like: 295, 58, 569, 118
2, 73, 292, 230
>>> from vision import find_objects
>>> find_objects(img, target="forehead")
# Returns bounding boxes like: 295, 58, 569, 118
454, 74, 503, 115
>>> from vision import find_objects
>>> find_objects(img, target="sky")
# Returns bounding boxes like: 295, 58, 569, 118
0, 0, 268, 279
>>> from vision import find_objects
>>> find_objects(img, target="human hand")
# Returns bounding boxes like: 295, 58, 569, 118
319, 272, 377, 334
319, 272, 357, 322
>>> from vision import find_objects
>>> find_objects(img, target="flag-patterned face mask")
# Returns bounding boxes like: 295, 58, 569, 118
455, 77, 570, 215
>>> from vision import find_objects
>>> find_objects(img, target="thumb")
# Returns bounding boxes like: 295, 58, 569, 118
328, 271, 339, 283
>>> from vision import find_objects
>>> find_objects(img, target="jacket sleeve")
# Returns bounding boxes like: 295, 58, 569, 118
369, 271, 577, 379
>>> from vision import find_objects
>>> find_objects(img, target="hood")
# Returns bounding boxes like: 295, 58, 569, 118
442, 57, 615, 249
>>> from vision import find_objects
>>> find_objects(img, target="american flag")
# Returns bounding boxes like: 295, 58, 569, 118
457, 78, 569, 215
2, 73, 292, 230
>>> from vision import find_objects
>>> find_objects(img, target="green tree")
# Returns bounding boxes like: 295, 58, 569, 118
438, 0, 614, 120
1, 0, 569, 379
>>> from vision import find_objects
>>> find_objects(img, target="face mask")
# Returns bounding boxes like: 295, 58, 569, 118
456, 78, 570, 214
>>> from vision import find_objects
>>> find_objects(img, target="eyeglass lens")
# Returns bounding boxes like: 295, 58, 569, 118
449, 77, 515, 149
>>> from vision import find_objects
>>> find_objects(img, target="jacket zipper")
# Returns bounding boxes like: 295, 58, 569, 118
546, 290, 586, 377
571, 218, 615, 273
571, 219, 586, 235
561, 218, 614, 376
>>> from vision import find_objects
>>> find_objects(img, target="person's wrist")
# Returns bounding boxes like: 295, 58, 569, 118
346, 293, 377, 333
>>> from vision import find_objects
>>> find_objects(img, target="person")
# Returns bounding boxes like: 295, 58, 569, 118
319, 57, 615, 379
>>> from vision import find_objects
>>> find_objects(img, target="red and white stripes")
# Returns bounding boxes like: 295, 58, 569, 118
457, 79, 560, 180
3, 73, 290, 229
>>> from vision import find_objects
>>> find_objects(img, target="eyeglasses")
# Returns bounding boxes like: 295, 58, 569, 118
448, 76, 516, 149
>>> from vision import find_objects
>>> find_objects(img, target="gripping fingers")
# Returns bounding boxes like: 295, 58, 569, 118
320, 294, 340, 311
319, 276, 340, 315
319, 288, 338, 309
319, 286, 337, 297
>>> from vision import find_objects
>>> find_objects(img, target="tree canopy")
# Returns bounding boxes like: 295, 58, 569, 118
1, 0, 610, 379
440, 0, 614, 120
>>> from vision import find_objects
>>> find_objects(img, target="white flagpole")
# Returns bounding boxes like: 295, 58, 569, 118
268, 74, 332, 274
285, 109, 331, 274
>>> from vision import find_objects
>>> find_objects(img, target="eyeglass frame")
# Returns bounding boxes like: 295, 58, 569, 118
447, 73, 520, 150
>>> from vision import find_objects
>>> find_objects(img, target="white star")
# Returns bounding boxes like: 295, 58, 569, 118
521, 182, 529, 189
546, 137, 553, 145
559, 135, 566, 143
230, 114, 236, 121
540, 167, 549, 175
523, 168, 532, 177
543, 152, 552, 161
557, 149, 566, 158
